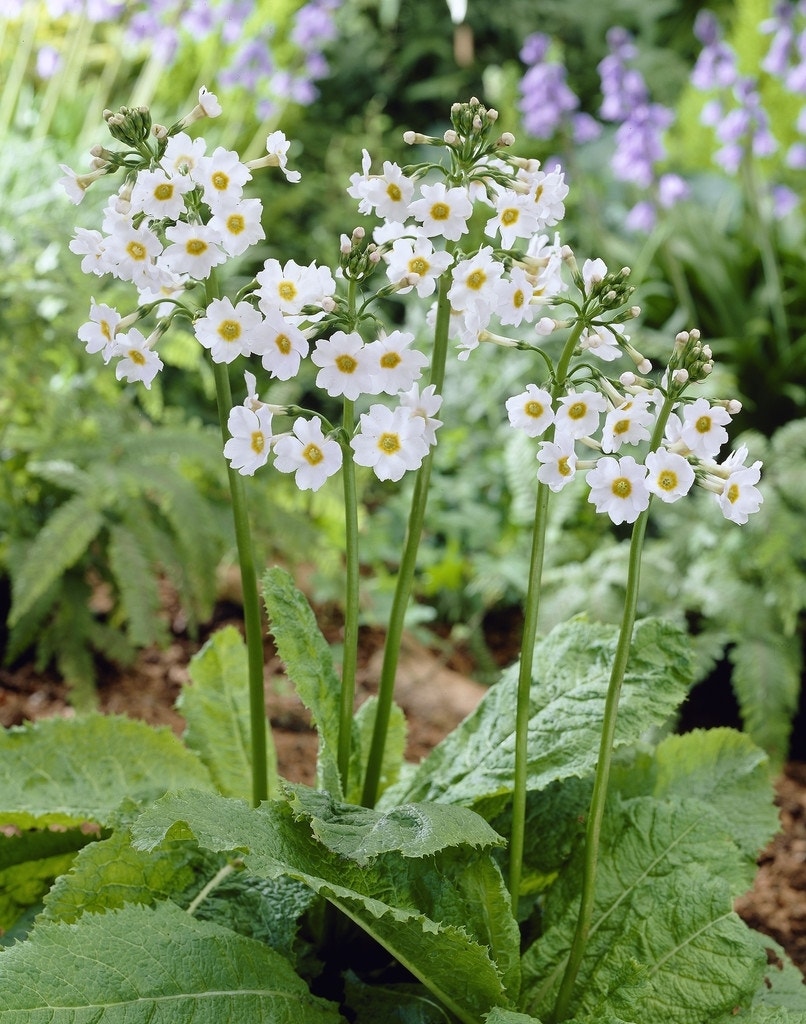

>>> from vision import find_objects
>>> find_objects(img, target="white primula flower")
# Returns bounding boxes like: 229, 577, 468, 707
111, 328, 163, 389
716, 460, 763, 524
385, 236, 453, 297
78, 300, 121, 362
579, 323, 623, 362
536, 438, 578, 491
408, 181, 473, 241
351, 403, 429, 481
554, 390, 608, 440
600, 394, 655, 452
257, 258, 334, 317
197, 86, 222, 117
69, 227, 108, 276
194, 297, 263, 363
137, 271, 189, 318
195, 146, 251, 212
644, 448, 695, 503
273, 417, 342, 491
680, 398, 732, 458
223, 404, 273, 475
312, 331, 374, 400
160, 221, 227, 279
162, 132, 207, 179
59, 163, 107, 204
254, 307, 309, 380
346, 149, 373, 213
447, 246, 505, 313
505, 384, 555, 437
518, 164, 568, 227
398, 383, 443, 446
582, 257, 608, 290
364, 161, 415, 221
130, 167, 194, 220
264, 130, 301, 182
364, 330, 428, 395
497, 266, 540, 327
586, 455, 650, 524
103, 220, 164, 286
209, 198, 265, 257
485, 189, 541, 249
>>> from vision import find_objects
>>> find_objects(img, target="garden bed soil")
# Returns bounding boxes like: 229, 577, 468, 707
1, 605, 806, 983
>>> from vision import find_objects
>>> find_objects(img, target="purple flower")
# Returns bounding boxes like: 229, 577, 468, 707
36, 45, 62, 79
772, 183, 799, 218
518, 32, 586, 142
691, 11, 737, 90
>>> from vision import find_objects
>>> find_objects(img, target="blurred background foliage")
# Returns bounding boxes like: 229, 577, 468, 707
0, 0, 803, 762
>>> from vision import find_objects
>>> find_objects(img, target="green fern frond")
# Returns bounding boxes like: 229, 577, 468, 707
106, 522, 166, 650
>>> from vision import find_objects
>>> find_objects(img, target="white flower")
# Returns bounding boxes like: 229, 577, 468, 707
78, 300, 120, 362
448, 246, 505, 313
364, 161, 415, 221
586, 455, 650, 524
408, 181, 473, 241
519, 165, 568, 227
137, 271, 189, 317
273, 417, 342, 491
197, 86, 222, 117
364, 330, 428, 395
195, 146, 251, 212
264, 130, 301, 182
536, 438, 578, 491
223, 404, 273, 475
579, 323, 623, 362
351, 404, 429, 481
346, 148, 373, 213
194, 297, 263, 363
69, 227, 108, 276
717, 460, 763, 524
102, 220, 164, 287
644, 448, 695, 503
600, 395, 655, 452
582, 257, 608, 290
311, 331, 374, 400
130, 167, 193, 220
497, 267, 538, 327
680, 398, 732, 458
58, 163, 106, 204
209, 198, 265, 256
554, 390, 608, 439
385, 236, 453, 297
111, 328, 163, 389
505, 384, 555, 437
398, 383, 443, 446
257, 259, 334, 317
485, 189, 540, 248
162, 132, 207, 179
160, 222, 227, 278
254, 307, 309, 380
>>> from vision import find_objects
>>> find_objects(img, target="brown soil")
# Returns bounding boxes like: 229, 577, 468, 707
1, 606, 806, 984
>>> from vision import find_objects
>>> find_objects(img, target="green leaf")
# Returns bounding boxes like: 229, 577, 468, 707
8, 493, 104, 625
729, 635, 802, 766
0, 901, 345, 1023
750, 937, 806, 1015
384, 618, 692, 811
132, 788, 519, 1024
0, 715, 214, 829
263, 566, 343, 796
344, 970, 458, 1023
347, 695, 407, 804
485, 1011, 545, 1024
107, 521, 164, 648
178, 626, 279, 801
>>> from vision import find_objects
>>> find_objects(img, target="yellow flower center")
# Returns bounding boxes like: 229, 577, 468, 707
726, 483, 740, 504
226, 213, 246, 235
380, 352, 402, 369
430, 202, 450, 221
154, 182, 174, 201
524, 400, 544, 419
101, 320, 112, 341
613, 419, 631, 435
568, 401, 587, 420
533, 184, 544, 203
302, 443, 324, 466
275, 334, 292, 354
409, 256, 429, 276
501, 207, 519, 226
657, 469, 678, 492
387, 182, 402, 202
336, 354, 357, 374
128, 349, 146, 365
513, 289, 525, 308
695, 415, 712, 434
218, 319, 241, 342
278, 281, 297, 302
466, 269, 486, 291
250, 431, 265, 454
126, 241, 147, 262
611, 476, 632, 498
211, 170, 230, 191
378, 432, 401, 454
558, 456, 572, 477
186, 238, 208, 256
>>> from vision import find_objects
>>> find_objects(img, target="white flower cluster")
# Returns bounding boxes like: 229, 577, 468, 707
505, 368, 762, 525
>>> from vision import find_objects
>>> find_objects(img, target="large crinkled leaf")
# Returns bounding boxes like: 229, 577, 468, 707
382, 618, 692, 810
0, 900, 344, 1023
347, 695, 407, 805
178, 625, 279, 801
132, 788, 519, 1024
521, 798, 767, 1023
748, 936, 806, 1015
344, 971, 457, 1024
0, 715, 214, 830
263, 567, 343, 797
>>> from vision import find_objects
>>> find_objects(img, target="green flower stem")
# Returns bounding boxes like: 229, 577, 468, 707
551, 392, 676, 1022
211, 360, 276, 807
508, 320, 584, 914
360, 257, 454, 808
338, 397, 360, 792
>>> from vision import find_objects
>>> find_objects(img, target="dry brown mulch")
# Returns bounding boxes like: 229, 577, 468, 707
1, 621, 805, 983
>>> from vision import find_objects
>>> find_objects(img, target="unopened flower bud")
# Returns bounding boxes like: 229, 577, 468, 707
487, 108, 499, 122
497, 132, 515, 147
473, 115, 482, 130
352, 226, 365, 242
620, 371, 637, 387
321, 296, 336, 313
152, 123, 168, 139
727, 399, 742, 414
673, 368, 689, 384
444, 129, 458, 145
403, 130, 417, 145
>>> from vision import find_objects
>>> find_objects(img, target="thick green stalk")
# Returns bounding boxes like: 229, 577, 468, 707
338, 397, 360, 792
508, 320, 585, 914
360, 262, 454, 808
212, 360, 276, 806
550, 393, 676, 1022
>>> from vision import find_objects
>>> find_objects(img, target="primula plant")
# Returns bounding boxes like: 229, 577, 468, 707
0, 88, 802, 1024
